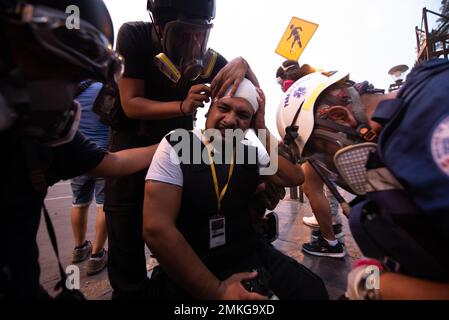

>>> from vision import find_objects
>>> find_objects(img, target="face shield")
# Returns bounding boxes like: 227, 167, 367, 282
154, 19, 216, 83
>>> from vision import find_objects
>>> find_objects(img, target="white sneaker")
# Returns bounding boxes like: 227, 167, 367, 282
303, 214, 343, 229
302, 215, 319, 228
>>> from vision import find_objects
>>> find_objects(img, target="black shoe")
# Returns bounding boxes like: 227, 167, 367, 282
311, 224, 345, 240
302, 236, 346, 258
263, 212, 279, 243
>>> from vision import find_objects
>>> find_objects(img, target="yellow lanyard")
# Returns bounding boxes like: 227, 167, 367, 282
205, 143, 235, 213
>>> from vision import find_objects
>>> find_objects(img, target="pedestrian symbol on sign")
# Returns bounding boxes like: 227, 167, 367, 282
275, 17, 319, 61
288, 24, 303, 52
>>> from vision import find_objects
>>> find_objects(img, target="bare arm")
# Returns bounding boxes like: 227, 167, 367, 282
380, 272, 449, 300
262, 131, 304, 187
143, 180, 266, 300
119, 78, 210, 120
87, 144, 158, 177
253, 88, 304, 187
119, 78, 181, 120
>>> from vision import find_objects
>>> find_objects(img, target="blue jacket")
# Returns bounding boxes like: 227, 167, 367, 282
349, 59, 449, 281
379, 59, 449, 217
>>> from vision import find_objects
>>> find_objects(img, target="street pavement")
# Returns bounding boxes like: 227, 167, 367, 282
39, 182, 361, 300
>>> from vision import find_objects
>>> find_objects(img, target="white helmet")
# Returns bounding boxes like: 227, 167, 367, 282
276, 71, 349, 157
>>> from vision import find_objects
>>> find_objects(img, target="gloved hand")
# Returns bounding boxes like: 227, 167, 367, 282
345, 259, 384, 300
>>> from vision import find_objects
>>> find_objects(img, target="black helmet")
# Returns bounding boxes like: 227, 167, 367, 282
32, 0, 114, 45
147, 0, 216, 22
148, 0, 217, 83
0, 0, 123, 82
0, 0, 123, 145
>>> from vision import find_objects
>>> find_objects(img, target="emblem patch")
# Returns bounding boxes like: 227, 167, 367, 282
293, 86, 307, 99
431, 115, 449, 177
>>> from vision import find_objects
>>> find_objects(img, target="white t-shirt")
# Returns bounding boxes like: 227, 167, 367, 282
146, 128, 270, 187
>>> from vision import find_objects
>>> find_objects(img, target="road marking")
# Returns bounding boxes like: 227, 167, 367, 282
45, 196, 72, 201
54, 181, 71, 186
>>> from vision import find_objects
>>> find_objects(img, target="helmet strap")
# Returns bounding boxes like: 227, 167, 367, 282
315, 118, 376, 142
313, 128, 357, 148
149, 11, 163, 49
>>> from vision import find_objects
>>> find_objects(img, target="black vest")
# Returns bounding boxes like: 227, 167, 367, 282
167, 131, 261, 274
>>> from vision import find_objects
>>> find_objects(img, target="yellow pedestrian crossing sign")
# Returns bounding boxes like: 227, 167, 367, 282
275, 17, 319, 61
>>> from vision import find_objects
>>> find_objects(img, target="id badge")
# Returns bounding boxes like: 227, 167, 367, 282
209, 215, 226, 249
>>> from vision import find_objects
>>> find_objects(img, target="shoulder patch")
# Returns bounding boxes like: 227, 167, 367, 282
293, 86, 307, 99
431, 114, 449, 177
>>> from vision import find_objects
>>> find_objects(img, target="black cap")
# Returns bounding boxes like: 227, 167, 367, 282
148, 0, 215, 21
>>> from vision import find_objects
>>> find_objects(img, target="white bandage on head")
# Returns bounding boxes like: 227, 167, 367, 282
223, 78, 259, 113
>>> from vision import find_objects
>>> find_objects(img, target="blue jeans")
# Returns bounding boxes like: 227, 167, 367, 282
70, 175, 105, 207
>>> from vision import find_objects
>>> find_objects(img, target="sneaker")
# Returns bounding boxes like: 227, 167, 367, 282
303, 214, 343, 229
72, 240, 92, 263
86, 249, 107, 276
311, 224, 345, 240
302, 237, 346, 258
302, 215, 319, 228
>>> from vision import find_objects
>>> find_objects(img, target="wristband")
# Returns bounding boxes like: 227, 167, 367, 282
180, 100, 186, 116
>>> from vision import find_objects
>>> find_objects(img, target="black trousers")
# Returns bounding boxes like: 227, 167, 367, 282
147, 241, 329, 300
2, 201, 42, 299
105, 207, 149, 299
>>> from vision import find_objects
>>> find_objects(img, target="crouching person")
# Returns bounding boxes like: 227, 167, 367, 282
142, 78, 328, 300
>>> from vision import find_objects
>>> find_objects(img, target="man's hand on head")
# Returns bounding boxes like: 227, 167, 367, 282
211, 57, 249, 99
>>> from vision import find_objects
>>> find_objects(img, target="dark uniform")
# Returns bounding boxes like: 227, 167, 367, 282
0, 0, 122, 300
1, 132, 107, 298
349, 59, 449, 282
104, 22, 227, 298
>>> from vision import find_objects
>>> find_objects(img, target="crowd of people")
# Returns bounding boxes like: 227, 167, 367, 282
1, 0, 448, 301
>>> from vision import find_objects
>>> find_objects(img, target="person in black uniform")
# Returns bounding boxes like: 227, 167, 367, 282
104, 0, 259, 299
0, 0, 158, 299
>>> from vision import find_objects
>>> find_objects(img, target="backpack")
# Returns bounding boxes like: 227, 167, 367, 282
92, 82, 136, 130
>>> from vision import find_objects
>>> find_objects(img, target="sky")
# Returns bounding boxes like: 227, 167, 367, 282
103, 0, 442, 135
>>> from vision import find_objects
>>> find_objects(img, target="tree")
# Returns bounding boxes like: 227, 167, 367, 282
436, 0, 449, 35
